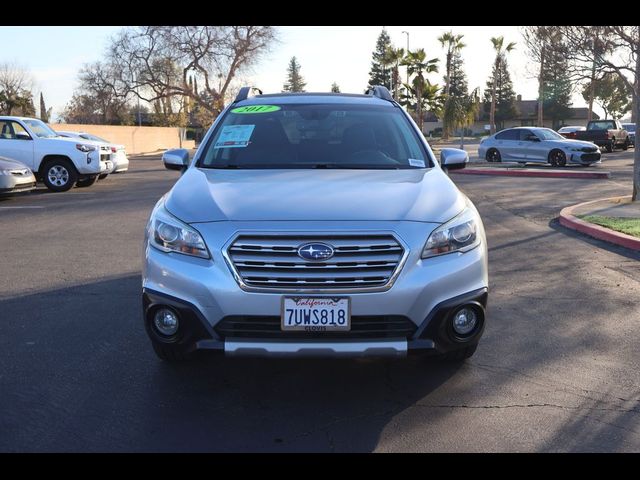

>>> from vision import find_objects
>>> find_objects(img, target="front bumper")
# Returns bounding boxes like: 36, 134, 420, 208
142, 221, 489, 357
143, 288, 487, 357
0, 172, 37, 195
569, 150, 601, 164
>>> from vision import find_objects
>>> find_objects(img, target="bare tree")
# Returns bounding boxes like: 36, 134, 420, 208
561, 26, 640, 201
522, 26, 563, 126
107, 26, 276, 124
0, 61, 35, 115
62, 61, 133, 125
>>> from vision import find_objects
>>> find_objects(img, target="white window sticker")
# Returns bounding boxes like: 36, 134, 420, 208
214, 125, 255, 148
409, 158, 425, 168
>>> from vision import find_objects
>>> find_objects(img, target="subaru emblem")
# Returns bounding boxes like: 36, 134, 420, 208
297, 243, 335, 261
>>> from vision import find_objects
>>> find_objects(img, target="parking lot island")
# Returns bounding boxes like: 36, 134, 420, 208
559, 196, 640, 251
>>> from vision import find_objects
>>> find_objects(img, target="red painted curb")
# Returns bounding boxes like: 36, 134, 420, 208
451, 168, 610, 179
559, 197, 640, 251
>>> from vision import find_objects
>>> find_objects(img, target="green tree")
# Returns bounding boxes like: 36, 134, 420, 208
448, 50, 468, 98
331, 82, 341, 93
282, 56, 306, 93
483, 56, 518, 131
488, 36, 516, 134
443, 88, 480, 145
581, 73, 631, 119
540, 40, 573, 129
367, 28, 393, 89
39, 92, 51, 122
400, 48, 439, 132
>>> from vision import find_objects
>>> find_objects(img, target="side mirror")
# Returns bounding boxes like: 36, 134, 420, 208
15, 132, 31, 140
163, 148, 189, 172
440, 148, 468, 171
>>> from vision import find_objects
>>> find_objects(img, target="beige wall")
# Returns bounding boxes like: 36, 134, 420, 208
51, 123, 195, 154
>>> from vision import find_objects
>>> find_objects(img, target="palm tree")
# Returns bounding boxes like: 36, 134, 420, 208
400, 77, 445, 124
438, 32, 466, 97
489, 36, 516, 134
385, 46, 405, 101
401, 48, 439, 132
438, 31, 465, 139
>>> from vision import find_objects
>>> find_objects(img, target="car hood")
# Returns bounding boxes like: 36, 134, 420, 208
0, 156, 30, 170
165, 167, 466, 223
547, 139, 598, 149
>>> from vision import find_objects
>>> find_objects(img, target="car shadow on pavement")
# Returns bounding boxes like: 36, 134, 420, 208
2, 263, 639, 452
549, 218, 640, 261
0, 274, 462, 453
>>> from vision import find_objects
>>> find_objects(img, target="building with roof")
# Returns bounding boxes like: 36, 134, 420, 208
422, 94, 600, 137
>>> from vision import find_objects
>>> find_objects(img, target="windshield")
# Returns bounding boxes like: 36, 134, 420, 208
23, 119, 58, 138
199, 103, 432, 169
587, 121, 615, 131
81, 133, 109, 143
536, 129, 564, 141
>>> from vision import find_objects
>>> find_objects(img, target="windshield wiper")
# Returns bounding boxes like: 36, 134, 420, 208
310, 163, 400, 170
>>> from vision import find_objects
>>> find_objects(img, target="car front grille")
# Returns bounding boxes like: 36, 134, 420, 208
226, 234, 405, 290
215, 315, 417, 339
100, 154, 111, 162
580, 147, 599, 153
581, 153, 601, 161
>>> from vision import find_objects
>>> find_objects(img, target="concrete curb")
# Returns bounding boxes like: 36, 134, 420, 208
559, 196, 640, 251
450, 167, 610, 179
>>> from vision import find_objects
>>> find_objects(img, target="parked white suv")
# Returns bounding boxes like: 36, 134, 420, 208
0, 116, 113, 191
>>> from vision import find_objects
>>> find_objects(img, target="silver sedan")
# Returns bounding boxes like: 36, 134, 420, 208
0, 156, 36, 195
478, 127, 601, 167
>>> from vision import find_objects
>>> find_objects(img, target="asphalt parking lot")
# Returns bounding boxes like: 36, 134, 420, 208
1, 150, 639, 452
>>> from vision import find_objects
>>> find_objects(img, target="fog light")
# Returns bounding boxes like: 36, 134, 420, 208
452, 307, 477, 336
153, 308, 179, 336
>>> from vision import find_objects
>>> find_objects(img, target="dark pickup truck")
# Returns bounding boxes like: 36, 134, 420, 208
574, 119, 630, 152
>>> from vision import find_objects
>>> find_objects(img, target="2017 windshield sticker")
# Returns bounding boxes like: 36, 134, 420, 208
409, 158, 426, 168
231, 105, 281, 114
214, 125, 255, 148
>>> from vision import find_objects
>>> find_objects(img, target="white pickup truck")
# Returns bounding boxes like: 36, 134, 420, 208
0, 116, 113, 192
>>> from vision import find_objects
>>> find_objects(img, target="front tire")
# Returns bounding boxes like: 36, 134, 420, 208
486, 148, 501, 163
98, 173, 108, 180
605, 140, 613, 153
622, 138, 629, 151
549, 149, 567, 167
41, 159, 77, 192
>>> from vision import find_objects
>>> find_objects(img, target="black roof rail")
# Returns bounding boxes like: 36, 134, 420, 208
234, 86, 263, 103
365, 85, 394, 102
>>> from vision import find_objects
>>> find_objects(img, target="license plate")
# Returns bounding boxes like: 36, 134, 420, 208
281, 297, 350, 332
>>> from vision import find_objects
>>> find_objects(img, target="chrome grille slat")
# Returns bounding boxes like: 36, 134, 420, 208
228, 234, 404, 290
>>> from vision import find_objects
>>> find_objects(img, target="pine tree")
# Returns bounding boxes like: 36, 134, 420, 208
282, 57, 306, 93
448, 51, 468, 98
540, 44, 572, 128
331, 82, 341, 93
483, 58, 517, 130
39, 92, 49, 122
367, 28, 392, 89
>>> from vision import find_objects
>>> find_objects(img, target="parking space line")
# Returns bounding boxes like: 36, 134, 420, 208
0, 206, 45, 209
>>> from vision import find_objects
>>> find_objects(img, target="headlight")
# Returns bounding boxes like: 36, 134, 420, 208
422, 206, 481, 259
147, 202, 210, 259
0, 170, 11, 175
570, 147, 583, 152
76, 143, 96, 152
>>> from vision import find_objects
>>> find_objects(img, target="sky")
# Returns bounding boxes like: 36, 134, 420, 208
0, 25, 598, 121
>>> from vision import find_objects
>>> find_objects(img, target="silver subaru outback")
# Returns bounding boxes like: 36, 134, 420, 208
143, 86, 488, 362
